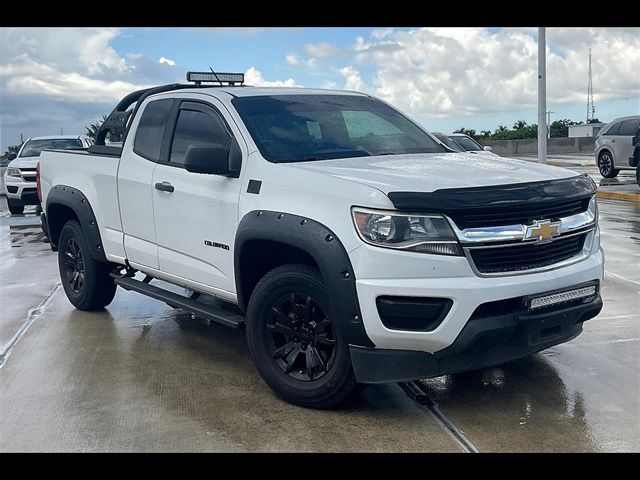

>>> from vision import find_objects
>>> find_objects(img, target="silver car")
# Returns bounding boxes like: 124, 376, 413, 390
595, 115, 639, 178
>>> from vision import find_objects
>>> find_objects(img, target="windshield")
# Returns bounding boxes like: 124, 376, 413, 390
448, 135, 482, 152
233, 94, 444, 162
19, 138, 83, 158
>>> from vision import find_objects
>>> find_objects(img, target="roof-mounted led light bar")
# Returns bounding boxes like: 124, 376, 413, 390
186, 71, 245, 86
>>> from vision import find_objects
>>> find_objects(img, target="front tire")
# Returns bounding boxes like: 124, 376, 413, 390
7, 198, 24, 215
598, 151, 619, 178
58, 220, 117, 310
246, 264, 359, 408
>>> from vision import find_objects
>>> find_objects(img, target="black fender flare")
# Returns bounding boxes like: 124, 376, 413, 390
234, 210, 374, 348
45, 185, 107, 263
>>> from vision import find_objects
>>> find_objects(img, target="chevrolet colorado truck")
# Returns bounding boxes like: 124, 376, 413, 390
38, 72, 604, 408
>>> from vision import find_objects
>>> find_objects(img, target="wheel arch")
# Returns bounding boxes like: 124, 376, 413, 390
598, 148, 614, 165
45, 185, 107, 262
234, 210, 374, 348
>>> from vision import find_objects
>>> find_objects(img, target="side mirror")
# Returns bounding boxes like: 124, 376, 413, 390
8, 153, 17, 160
183, 144, 231, 176
483, 146, 493, 152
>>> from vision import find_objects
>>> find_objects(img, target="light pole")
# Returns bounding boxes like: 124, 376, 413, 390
538, 27, 547, 164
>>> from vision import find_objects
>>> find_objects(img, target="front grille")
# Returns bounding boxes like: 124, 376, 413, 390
449, 198, 590, 229
19, 168, 36, 181
468, 233, 588, 274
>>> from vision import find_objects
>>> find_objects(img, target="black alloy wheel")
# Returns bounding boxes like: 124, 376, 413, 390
62, 237, 85, 293
267, 293, 336, 382
598, 151, 619, 178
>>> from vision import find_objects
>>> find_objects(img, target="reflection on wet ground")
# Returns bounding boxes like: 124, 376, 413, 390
0, 199, 638, 451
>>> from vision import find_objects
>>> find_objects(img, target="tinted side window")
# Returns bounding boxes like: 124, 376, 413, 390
133, 99, 173, 161
170, 108, 231, 166
603, 121, 622, 136
618, 118, 640, 136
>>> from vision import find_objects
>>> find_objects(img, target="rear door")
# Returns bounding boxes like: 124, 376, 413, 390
118, 97, 173, 269
616, 118, 640, 166
151, 97, 244, 299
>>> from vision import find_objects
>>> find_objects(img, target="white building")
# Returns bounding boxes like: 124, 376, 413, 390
568, 123, 605, 138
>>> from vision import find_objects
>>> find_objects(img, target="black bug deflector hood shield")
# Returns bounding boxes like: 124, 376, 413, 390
387, 175, 597, 212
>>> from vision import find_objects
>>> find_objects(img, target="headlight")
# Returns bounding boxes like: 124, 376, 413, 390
6, 167, 21, 177
589, 196, 598, 225
352, 207, 462, 255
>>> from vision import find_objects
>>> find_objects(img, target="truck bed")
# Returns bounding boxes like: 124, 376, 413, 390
39, 149, 125, 262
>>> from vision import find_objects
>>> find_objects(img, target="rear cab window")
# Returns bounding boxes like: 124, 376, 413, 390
133, 98, 173, 161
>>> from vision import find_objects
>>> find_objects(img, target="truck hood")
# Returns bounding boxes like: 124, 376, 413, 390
286, 152, 577, 194
8, 157, 39, 169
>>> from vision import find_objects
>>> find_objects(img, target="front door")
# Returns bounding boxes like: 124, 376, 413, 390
152, 98, 244, 300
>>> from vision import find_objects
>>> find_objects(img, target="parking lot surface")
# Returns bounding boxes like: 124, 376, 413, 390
0, 197, 638, 452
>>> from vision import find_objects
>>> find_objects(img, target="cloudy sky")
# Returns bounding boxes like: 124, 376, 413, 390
1, 27, 638, 151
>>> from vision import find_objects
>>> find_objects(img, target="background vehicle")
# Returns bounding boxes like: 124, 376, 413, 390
0, 156, 10, 195
594, 115, 640, 178
432, 132, 464, 152
38, 73, 603, 408
447, 133, 499, 157
4, 135, 92, 215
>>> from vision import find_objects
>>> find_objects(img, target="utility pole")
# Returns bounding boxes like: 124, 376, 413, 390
538, 27, 547, 164
587, 48, 595, 122
547, 110, 553, 139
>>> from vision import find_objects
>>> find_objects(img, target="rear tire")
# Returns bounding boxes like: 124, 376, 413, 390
7, 198, 24, 215
246, 264, 359, 408
58, 220, 117, 310
598, 151, 619, 178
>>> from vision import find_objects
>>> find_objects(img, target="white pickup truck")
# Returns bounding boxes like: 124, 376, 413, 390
38, 72, 604, 408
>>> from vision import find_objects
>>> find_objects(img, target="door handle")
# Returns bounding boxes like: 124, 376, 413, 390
155, 181, 174, 193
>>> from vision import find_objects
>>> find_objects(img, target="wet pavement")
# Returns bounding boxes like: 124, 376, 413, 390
0, 199, 638, 452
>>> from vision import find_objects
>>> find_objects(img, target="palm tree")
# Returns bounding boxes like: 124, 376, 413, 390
85, 115, 108, 141
513, 120, 528, 130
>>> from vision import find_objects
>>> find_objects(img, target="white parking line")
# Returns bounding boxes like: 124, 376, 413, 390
606, 271, 640, 287
0, 282, 61, 369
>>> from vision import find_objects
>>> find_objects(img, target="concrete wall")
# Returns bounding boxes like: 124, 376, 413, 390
483, 137, 595, 156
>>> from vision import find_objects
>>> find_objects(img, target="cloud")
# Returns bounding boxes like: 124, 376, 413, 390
0, 28, 183, 150
291, 28, 640, 119
339, 66, 365, 92
159, 56, 176, 66
244, 67, 300, 87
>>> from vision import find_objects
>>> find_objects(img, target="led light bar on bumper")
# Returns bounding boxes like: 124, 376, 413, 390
525, 283, 598, 310
352, 207, 462, 255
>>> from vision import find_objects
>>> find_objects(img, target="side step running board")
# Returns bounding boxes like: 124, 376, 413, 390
111, 273, 245, 329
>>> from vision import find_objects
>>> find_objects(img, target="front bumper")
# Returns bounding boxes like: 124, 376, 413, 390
351, 292, 602, 384
4, 177, 38, 205
350, 231, 603, 353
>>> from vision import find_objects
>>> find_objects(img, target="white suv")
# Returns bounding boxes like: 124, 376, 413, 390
4, 135, 92, 214
595, 115, 640, 178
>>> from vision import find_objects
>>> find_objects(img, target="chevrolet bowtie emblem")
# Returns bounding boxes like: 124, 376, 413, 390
524, 219, 561, 243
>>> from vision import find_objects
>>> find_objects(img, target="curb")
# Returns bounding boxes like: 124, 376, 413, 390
596, 189, 640, 203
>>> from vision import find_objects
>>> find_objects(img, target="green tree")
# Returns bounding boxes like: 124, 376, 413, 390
513, 120, 528, 130
480, 130, 492, 138
85, 115, 108, 141
453, 127, 479, 140
3, 143, 23, 157
549, 119, 580, 138
587, 118, 601, 124
85, 114, 124, 142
